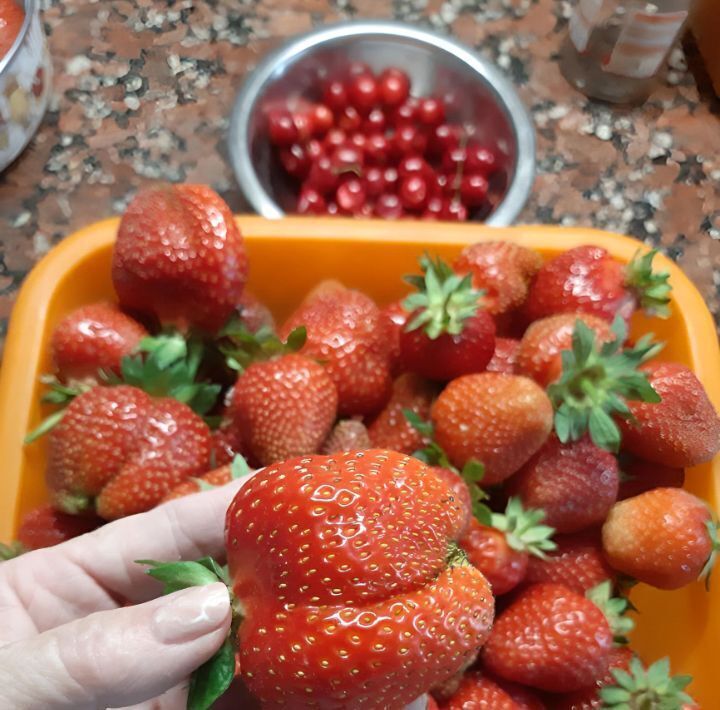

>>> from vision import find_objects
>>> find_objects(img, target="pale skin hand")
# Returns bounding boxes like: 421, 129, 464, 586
0, 474, 431, 710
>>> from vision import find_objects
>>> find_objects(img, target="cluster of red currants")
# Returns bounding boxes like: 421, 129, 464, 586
266, 64, 504, 220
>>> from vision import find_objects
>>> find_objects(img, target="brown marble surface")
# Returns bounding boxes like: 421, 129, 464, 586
1, 0, 719, 346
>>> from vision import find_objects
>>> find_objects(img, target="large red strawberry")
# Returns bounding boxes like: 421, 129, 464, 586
507, 436, 619, 534
524, 246, 671, 323
144, 451, 495, 708
602, 487, 719, 589
487, 337, 520, 375
438, 672, 518, 709
112, 184, 248, 333
280, 283, 393, 416
482, 582, 613, 692
525, 529, 615, 594
617, 456, 684, 501
618, 362, 720, 467
50, 302, 148, 383
399, 256, 495, 381
430, 466, 473, 535
432, 373, 553, 485
515, 313, 614, 387
453, 241, 542, 317
459, 497, 556, 595
229, 353, 338, 466
322, 419, 371, 454
13, 504, 103, 551
46, 384, 212, 520
367, 373, 437, 453
551, 646, 633, 709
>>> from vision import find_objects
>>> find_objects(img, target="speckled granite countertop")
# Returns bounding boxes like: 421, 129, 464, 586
1, 0, 719, 344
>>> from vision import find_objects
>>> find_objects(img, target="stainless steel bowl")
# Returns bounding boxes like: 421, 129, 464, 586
228, 21, 535, 226
0, 0, 51, 172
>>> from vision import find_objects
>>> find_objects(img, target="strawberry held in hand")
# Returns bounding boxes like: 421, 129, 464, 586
524, 246, 671, 323
50, 302, 148, 384
399, 255, 495, 381
112, 184, 248, 334
47, 384, 212, 520
144, 450, 495, 709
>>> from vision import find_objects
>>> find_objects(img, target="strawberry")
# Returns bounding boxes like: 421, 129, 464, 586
322, 419, 371, 454
551, 646, 633, 710
430, 466, 473, 535
229, 353, 338, 466
400, 256, 495, 381
547, 317, 663, 452
46, 384, 212, 520
112, 184, 247, 333
599, 657, 695, 709
380, 299, 409, 376
427, 697, 440, 710
237, 290, 275, 334
507, 436, 619, 534
143, 451, 495, 708
11, 504, 103, 551
453, 241, 542, 317
432, 372, 553, 485
50, 302, 148, 384
515, 313, 614, 387
482, 582, 613, 692
367, 373, 437, 454
618, 362, 720, 467
525, 529, 615, 594
489, 677, 547, 709
617, 456, 684, 500
162, 455, 251, 502
487, 337, 520, 374
280, 283, 393, 416
211, 420, 247, 467
438, 672, 518, 708
459, 498, 556, 595
602, 487, 719, 589
524, 246, 671, 323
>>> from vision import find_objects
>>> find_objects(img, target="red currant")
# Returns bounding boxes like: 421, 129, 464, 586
390, 97, 419, 127
347, 61, 371, 77
427, 123, 462, 158
466, 143, 499, 176
397, 155, 432, 180
268, 110, 299, 146
323, 80, 348, 112
297, 186, 327, 214
357, 202, 375, 218
365, 133, 389, 165
331, 143, 364, 174
310, 104, 334, 136
443, 198, 468, 221
422, 196, 444, 220
306, 155, 338, 194
378, 67, 410, 107
348, 132, 367, 154
279, 144, 311, 179
336, 178, 366, 214
393, 124, 427, 157
399, 175, 429, 211
323, 128, 347, 151
383, 166, 399, 193
418, 98, 445, 126
292, 112, 313, 142
364, 166, 385, 197
442, 146, 467, 173
348, 73, 379, 114
305, 139, 324, 162
363, 107, 386, 133
460, 173, 489, 207
326, 201, 340, 215
337, 105, 362, 132
375, 193, 404, 219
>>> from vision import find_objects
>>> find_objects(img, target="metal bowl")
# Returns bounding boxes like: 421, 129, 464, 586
0, 0, 51, 172
228, 21, 535, 226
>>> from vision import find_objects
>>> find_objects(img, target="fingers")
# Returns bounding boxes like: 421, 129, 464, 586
0, 584, 230, 710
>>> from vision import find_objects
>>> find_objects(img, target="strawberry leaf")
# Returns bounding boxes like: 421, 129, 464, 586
230, 454, 251, 480
137, 557, 226, 593
0, 541, 25, 561
285, 325, 307, 352
403, 408, 435, 438
187, 637, 235, 710
625, 249, 672, 319
491, 497, 556, 559
24, 409, 66, 444
586, 580, 634, 644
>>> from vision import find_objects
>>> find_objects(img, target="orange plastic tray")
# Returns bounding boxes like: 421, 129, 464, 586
1, 217, 718, 705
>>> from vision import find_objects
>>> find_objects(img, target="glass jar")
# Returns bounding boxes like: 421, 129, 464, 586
560, 0, 693, 104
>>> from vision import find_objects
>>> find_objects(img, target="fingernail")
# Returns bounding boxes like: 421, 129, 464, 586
152, 583, 230, 643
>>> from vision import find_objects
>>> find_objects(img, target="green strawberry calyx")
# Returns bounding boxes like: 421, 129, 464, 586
217, 319, 306, 373
402, 254, 485, 339
586, 580, 635, 645
138, 557, 242, 710
491, 497, 556, 560
700, 517, 720, 590
548, 316, 664, 452
189, 455, 252, 492
599, 656, 694, 709
0, 541, 26, 561
625, 249, 672, 319
404, 409, 492, 526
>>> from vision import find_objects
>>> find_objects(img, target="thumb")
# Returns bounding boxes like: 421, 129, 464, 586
0, 583, 231, 710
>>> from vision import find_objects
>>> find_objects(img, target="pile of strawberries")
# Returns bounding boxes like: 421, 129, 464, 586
4, 182, 719, 709
266, 64, 504, 221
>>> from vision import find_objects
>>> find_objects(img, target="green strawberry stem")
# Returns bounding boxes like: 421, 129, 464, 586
405, 409, 493, 526
138, 557, 241, 710
189, 455, 252, 492
402, 254, 485, 338
217, 320, 306, 373
625, 249, 672, 319
55, 491, 93, 516
548, 316, 664, 452
599, 656, 694, 709
491, 498, 556, 559
586, 580, 635, 645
